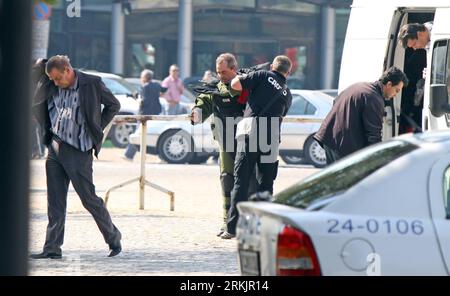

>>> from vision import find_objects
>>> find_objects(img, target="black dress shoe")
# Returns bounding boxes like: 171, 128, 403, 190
108, 243, 122, 257
30, 252, 62, 259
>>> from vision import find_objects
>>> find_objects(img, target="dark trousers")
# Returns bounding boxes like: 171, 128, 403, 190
124, 143, 137, 159
226, 138, 279, 235
43, 139, 121, 255
324, 144, 341, 165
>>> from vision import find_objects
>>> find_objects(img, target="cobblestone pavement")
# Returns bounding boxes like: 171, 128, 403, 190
28, 148, 318, 275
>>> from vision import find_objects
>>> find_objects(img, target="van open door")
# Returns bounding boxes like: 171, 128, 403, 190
427, 39, 450, 129
382, 9, 406, 140
385, 9, 435, 138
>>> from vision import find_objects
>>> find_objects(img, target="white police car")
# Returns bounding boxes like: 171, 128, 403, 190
237, 130, 450, 276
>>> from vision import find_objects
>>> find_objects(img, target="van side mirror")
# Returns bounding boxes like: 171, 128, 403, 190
430, 84, 450, 117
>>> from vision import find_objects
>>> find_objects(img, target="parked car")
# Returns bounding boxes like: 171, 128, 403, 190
183, 76, 203, 95
279, 90, 333, 167
129, 116, 217, 164
83, 71, 140, 148
129, 89, 333, 166
237, 130, 450, 275
316, 88, 338, 98
287, 77, 305, 89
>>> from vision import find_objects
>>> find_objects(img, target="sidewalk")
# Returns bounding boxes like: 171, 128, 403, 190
28, 148, 318, 275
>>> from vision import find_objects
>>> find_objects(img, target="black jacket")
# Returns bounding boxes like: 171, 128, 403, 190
314, 81, 385, 157
32, 61, 120, 157
139, 81, 162, 115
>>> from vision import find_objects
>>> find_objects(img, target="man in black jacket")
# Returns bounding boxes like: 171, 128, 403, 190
314, 66, 408, 164
123, 69, 163, 160
221, 55, 293, 239
31, 55, 122, 259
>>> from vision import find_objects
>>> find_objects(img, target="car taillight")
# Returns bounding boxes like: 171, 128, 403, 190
276, 225, 321, 276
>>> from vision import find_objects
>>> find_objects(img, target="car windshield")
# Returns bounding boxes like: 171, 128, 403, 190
102, 77, 135, 96
274, 140, 418, 210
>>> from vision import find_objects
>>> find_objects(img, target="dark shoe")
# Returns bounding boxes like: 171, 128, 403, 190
108, 242, 122, 257
220, 231, 236, 239
30, 252, 62, 259
216, 228, 225, 237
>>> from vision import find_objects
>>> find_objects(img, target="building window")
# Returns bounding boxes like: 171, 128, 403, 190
131, 43, 156, 77
285, 46, 307, 89
258, 0, 319, 14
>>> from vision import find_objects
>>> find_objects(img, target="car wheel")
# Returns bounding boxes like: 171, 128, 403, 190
109, 122, 136, 148
157, 130, 194, 164
280, 155, 304, 165
304, 137, 326, 168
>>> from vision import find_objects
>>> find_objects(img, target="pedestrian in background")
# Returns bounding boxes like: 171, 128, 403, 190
124, 69, 163, 160
161, 64, 184, 115
31, 55, 122, 259
314, 66, 408, 165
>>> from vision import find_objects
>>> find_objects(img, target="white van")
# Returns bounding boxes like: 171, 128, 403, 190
339, 0, 450, 139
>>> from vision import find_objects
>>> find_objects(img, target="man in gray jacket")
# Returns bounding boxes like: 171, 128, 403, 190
314, 66, 408, 164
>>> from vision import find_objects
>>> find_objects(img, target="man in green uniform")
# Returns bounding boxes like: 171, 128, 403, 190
190, 53, 255, 237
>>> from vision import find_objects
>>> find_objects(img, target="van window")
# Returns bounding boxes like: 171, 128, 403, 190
431, 40, 450, 125
274, 140, 418, 210
431, 40, 449, 85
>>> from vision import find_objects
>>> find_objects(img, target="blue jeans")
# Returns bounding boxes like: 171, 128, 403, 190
124, 144, 138, 159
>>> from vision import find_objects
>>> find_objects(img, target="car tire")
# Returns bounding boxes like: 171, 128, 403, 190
304, 137, 326, 168
157, 130, 195, 164
108, 114, 136, 148
280, 155, 305, 165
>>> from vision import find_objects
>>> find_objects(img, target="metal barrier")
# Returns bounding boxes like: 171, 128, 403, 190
101, 114, 323, 211
102, 115, 190, 211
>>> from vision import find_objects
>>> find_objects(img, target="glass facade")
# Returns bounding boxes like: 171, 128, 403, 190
125, 3, 323, 86
47, 7, 111, 72
47, 0, 350, 88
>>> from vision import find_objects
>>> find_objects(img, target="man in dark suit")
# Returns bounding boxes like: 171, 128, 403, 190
31, 55, 122, 259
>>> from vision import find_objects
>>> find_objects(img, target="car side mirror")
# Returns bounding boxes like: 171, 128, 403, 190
133, 91, 139, 99
430, 84, 450, 117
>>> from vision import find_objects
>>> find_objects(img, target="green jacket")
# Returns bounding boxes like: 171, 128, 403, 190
193, 81, 245, 148
193, 81, 243, 123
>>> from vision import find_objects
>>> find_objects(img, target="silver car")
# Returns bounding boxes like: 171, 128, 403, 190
129, 89, 333, 167
280, 90, 333, 167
